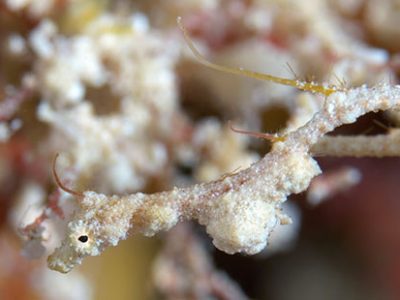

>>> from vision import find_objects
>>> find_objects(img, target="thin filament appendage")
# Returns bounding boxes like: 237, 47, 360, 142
228, 121, 285, 142
52, 153, 83, 197
177, 17, 338, 97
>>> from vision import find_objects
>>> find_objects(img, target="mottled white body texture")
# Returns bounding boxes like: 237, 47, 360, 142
48, 84, 400, 273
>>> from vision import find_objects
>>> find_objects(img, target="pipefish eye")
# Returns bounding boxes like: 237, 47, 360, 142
78, 235, 89, 243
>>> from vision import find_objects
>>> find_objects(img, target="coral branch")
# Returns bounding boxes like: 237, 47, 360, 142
0, 85, 32, 122
312, 129, 400, 157
307, 167, 361, 206
48, 84, 400, 273
153, 224, 248, 300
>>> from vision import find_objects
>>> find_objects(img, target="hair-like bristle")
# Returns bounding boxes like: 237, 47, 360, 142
52, 153, 83, 198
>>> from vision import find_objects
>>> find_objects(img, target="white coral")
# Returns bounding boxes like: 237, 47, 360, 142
48, 84, 400, 272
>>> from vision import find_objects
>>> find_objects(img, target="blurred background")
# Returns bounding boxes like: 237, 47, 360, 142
1, 0, 400, 299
